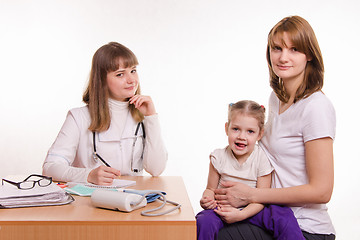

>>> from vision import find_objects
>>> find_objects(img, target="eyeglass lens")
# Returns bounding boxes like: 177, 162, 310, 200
18, 178, 52, 189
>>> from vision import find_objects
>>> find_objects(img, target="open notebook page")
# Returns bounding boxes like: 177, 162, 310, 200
68, 179, 136, 189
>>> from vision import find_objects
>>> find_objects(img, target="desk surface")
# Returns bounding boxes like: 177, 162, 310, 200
0, 176, 196, 240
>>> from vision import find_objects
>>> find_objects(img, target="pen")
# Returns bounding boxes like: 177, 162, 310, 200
92, 154, 121, 180
93, 152, 111, 167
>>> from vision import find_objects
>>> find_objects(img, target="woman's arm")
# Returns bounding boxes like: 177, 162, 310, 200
43, 110, 121, 184
42, 111, 89, 182
131, 95, 167, 176
142, 114, 168, 176
215, 137, 334, 206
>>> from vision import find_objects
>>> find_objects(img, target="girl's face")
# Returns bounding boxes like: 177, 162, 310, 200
225, 112, 263, 162
106, 61, 139, 102
270, 32, 310, 85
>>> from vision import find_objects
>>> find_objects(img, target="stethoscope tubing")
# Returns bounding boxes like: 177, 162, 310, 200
92, 122, 145, 171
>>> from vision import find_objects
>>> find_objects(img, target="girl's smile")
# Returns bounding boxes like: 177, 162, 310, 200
234, 142, 247, 150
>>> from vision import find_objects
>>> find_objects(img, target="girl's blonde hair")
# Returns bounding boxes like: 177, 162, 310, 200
228, 100, 266, 131
83, 42, 144, 132
266, 16, 324, 103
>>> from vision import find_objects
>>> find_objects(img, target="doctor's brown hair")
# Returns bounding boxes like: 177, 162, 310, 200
83, 42, 144, 132
266, 16, 324, 103
228, 100, 265, 131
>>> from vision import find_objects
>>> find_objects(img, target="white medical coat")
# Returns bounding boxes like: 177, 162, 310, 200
43, 102, 167, 183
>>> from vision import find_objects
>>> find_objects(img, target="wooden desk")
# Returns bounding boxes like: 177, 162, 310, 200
0, 176, 196, 240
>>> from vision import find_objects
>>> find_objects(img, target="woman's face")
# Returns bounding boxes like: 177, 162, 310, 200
270, 32, 310, 85
106, 60, 139, 102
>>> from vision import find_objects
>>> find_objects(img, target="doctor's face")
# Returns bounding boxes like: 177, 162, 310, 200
106, 61, 139, 102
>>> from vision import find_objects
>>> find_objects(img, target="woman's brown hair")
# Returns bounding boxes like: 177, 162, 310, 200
266, 16, 324, 103
83, 42, 144, 132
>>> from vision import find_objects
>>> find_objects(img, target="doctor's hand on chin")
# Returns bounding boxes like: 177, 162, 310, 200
129, 95, 157, 116
87, 165, 121, 185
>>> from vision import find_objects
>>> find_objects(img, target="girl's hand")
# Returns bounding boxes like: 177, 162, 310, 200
214, 181, 252, 208
129, 95, 156, 116
214, 205, 246, 224
87, 165, 121, 185
200, 196, 217, 210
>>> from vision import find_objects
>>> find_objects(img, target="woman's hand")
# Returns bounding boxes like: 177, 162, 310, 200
214, 181, 253, 208
87, 165, 121, 185
129, 95, 156, 116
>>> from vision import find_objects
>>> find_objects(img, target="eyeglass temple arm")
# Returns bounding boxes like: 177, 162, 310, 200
23, 174, 52, 182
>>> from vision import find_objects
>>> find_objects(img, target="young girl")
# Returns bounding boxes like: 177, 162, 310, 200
43, 42, 167, 185
215, 16, 336, 240
196, 100, 305, 240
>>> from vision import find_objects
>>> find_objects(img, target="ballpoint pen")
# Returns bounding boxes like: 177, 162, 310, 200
93, 151, 111, 168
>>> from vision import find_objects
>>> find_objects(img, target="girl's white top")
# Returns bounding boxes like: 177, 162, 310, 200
259, 91, 336, 235
211, 145, 273, 189
43, 99, 167, 182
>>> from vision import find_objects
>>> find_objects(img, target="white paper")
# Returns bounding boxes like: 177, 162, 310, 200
0, 182, 64, 198
68, 179, 136, 189
0, 182, 73, 208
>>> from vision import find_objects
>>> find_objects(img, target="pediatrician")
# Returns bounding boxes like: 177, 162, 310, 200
43, 42, 167, 185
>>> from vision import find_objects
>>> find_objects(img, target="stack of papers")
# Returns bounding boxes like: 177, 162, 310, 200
0, 183, 74, 208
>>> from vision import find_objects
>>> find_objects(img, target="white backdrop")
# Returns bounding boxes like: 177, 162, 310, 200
1, 0, 359, 239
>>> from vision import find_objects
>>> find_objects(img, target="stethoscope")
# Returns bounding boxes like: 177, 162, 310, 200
92, 122, 146, 173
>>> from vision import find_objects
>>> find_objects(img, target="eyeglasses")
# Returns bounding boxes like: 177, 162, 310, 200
2, 174, 52, 190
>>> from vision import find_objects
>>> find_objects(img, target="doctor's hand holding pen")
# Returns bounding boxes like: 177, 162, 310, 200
88, 165, 121, 186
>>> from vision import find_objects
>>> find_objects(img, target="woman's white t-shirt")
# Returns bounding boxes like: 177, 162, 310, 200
259, 91, 336, 234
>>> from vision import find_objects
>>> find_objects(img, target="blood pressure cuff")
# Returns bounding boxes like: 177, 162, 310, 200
123, 189, 166, 203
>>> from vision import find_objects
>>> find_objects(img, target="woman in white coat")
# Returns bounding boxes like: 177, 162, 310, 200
43, 42, 167, 185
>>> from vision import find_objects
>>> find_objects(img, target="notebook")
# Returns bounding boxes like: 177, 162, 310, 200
83, 179, 136, 188
68, 179, 136, 189
65, 179, 136, 196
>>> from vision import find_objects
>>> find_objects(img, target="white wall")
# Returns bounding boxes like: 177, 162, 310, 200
1, 0, 359, 238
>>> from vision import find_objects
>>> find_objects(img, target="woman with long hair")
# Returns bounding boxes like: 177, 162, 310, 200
215, 16, 336, 240
43, 42, 167, 185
